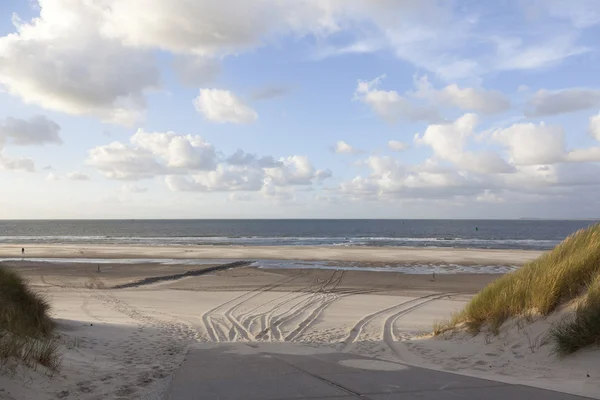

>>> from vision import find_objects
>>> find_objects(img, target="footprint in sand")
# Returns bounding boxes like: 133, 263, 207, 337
115, 386, 137, 396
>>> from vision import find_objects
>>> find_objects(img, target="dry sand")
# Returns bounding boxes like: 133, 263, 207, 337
0, 250, 598, 400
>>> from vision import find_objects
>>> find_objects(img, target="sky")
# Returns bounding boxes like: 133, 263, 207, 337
1, 0, 600, 219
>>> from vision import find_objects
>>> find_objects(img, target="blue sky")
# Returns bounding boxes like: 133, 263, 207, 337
1, 0, 600, 218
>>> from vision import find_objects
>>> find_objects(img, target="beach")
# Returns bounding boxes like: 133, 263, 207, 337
0, 244, 544, 264
0, 246, 598, 400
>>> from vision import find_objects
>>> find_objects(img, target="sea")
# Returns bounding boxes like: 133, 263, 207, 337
0, 219, 597, 251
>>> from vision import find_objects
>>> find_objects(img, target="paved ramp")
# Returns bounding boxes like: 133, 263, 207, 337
166, 343, 591, 400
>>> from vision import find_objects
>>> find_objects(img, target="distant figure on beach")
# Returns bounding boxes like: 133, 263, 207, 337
21, 247, 24, 256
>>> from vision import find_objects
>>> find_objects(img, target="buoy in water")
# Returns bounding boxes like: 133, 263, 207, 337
475, 227, 479, 231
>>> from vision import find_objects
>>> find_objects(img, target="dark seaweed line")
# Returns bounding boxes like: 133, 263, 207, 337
111, 261, 254, 289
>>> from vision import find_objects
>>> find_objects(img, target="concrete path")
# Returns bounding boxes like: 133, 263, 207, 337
166, 343, 592, 400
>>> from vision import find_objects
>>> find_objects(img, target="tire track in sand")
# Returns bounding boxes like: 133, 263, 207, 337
342, 292, 456, 351
265, 270, 345, 341
201, 274, 301, 342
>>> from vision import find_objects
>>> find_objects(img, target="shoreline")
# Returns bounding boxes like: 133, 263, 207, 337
0, 244, 544, 264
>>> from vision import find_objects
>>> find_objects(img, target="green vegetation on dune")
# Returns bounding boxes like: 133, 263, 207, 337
435, 224, 600, 356
0, 265, 60, 371
552, 275, 600, 356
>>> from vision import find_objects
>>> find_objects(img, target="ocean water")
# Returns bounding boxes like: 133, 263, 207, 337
0, 219, 597, 250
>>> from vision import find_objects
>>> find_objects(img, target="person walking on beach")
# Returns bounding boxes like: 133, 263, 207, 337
21, 247, 25, 256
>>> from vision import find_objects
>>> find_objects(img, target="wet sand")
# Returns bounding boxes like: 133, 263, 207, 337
5, 259, 501, 294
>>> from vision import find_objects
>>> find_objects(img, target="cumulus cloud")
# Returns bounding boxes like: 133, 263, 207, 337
491, 122, 566, 165
413, 76, 510, 114
336, 111, 600, 206
266, 156, 330, 186
89, 129, 330, 195
130, 130, 217, 170
0, 1, 159, 124
334, 141, 360, 155
387, 140, 409, 152
525, 89, 600, 117
96, 0, 338, 56
193, 89, 258, 124
87, 130, 217, 180
0, 155, 35, 172
67, 172, 90, 181
0, 116, 62, 146
166, 165, 265, 192
226, 150, 281, 168
416, 114, 514, 174
354, 75, 440, 123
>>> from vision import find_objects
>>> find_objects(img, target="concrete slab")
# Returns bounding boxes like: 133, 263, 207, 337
166, 343, 593, 400
369, 385, 590, 399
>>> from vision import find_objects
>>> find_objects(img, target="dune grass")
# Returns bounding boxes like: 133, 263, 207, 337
0, 265, 60, 371
435, 224, 600, 356
551, 275, 600, 356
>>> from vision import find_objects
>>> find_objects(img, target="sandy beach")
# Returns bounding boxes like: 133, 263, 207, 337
0, 244, 544, 264
0, 247, 598, 400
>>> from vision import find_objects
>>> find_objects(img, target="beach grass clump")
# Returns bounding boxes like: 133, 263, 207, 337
0, 265, 60, 371
437, 224, 600, 355
551, 275, 600, 357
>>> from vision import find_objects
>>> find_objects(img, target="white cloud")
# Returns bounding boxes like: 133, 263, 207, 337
228, 192, 253, 202
45, 172, 59, 181
491, 122, 566, 165
354, 75, 440, 123
413, 76, 510, 114
226, 150, 281, 168
193, 89, 258, 124
130, 130, 217, 170
88, 130, 217, 180
334, 141, 360, 155
0, 155, 35, 172
87, 141, 167, 180
67, 172, 90, 181
0, 116, 62, 146
0, 1, 159, 125
387, 141, 409, 152
566, 147, 600, 162
589, 112, 600, 141
526, 88, 600, 117
266, 156, 330, 186
96, 0, 339, 56
122, 183, 148, 193
90, 129, 329, 195
166, 165, 265, 192
416, 114, 514, 174
476, 190, 504, 203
